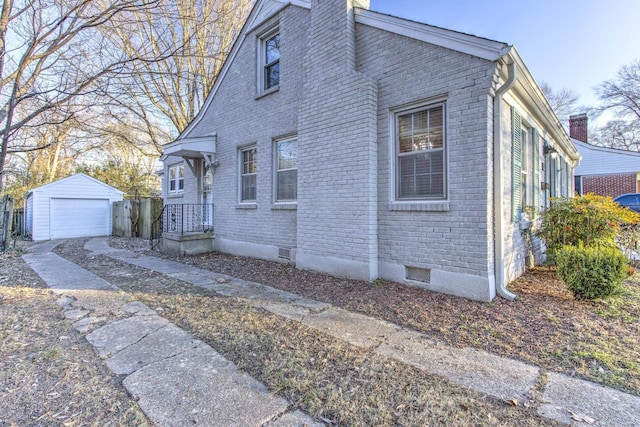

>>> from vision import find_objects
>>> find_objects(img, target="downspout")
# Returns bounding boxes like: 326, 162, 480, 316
493, 59, 517, 301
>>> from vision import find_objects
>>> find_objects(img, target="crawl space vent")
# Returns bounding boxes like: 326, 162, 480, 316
406, 266, 431, 284
278, 247, 291, 260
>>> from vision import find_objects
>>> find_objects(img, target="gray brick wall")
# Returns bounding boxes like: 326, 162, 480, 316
177, 5, 311, 257
296, 0, 379, 279
162, 157, 199, 205
355, 24, 497, 280
161, 0, 566, 300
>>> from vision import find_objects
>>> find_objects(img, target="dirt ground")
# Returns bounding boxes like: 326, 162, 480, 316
1, 236, 638, 426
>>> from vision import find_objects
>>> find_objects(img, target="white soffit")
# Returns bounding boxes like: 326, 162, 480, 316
354, 9, 510, 61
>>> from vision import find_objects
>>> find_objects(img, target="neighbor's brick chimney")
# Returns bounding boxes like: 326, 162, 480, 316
569, 113, 588, 143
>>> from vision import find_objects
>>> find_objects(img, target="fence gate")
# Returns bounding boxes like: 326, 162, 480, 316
0, 195, 14, 252
112, 198, 163, 239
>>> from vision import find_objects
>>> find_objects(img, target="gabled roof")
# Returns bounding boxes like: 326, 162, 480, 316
180, 0, 301, 140
573, 138, 640, 175
175, 0, 577, 163
26, 173, 124, 195
176, 0, 520, 142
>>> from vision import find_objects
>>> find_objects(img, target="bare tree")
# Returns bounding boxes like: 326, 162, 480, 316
592, 119, 640, 151
0, 0, 160, 191
540, 82, 581, 127
592, 60, 640, 150
102, 0, 254, 143
1, 106, 120, 201
596, 59, 640, 121
74, 117, 163, 196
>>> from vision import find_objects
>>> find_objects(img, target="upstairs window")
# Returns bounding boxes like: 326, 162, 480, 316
260, 30, 280, 92
275, 137, 297, 202
169, 164, 184, 194
395, 104, 446, 200
240, 146, 257, 202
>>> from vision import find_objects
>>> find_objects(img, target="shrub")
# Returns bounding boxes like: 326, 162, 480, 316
536, 194, 640, 263
556, 245, 628, 300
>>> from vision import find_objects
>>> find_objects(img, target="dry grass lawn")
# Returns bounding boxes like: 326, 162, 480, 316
144, 241, 640, 398
0, 241, 149, 426
3, 236, 639, 426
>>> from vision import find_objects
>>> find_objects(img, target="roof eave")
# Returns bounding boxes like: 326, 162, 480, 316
354, 9, 511, 61
502, 48, 580, 162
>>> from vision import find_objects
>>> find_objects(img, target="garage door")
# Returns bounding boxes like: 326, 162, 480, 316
50, 198, 110, 239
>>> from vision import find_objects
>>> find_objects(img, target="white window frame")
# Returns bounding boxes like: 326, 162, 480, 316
257, 27, 280, 93
168, 164, 184, 194
273, 136, 297, 203
239, 145, 257, 203
392, 102, 447, 201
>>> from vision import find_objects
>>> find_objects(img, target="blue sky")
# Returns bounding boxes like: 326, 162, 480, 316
369, 0, 640, 121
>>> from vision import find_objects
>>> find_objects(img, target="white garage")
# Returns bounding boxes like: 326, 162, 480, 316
24, 174, 124, 241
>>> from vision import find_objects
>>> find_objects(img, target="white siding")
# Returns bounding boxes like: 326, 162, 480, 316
25, 193, 33, 237
26, 174, 123, 241
574, 139, 640, 176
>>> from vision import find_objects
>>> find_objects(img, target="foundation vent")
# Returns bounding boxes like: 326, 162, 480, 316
278, 247, 291, 260
406, 266, 431, 284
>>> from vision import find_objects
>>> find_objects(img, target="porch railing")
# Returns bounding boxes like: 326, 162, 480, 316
150, 203, 214, 249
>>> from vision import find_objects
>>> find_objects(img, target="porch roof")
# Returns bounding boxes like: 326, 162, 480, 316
162, 135, 216, 160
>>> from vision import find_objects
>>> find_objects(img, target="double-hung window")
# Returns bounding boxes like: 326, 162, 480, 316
168, 164, 184, 194
261, 31, 280, 91
240, 146, 257, 202
511, 107, 542, 219
275, 137, 297, 202
395, 104, 446, 200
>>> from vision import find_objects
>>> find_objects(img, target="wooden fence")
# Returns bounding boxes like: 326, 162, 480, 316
0, 196, 14, 251
113, 198, 163, 239
12, 208, 24, 236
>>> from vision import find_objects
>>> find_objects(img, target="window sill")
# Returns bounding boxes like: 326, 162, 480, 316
519, 219, 533, 230
255, 86, 279, 100
389, 201, 449, 212
167, 193, 184, 199
236, 203, 257, 210
272, 202, 297, 210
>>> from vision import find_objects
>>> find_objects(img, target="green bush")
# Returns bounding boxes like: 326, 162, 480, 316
556, 245, 628, 300
536, 194, 640, 263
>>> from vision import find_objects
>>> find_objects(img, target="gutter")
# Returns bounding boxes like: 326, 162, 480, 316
493, 59, 517, 301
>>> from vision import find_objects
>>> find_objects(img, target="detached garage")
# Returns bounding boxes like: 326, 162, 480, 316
24, 173, 124, 241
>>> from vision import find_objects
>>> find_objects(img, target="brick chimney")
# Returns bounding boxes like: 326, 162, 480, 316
297, 0, 378, 280
569, 113, 588, 143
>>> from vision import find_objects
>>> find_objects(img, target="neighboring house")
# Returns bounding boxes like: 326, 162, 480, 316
24, 173, 124, 241
571, 114, 640, 198
160, 0, 579, 301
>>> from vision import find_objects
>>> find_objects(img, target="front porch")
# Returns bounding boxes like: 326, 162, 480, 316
152, 203, 215, 256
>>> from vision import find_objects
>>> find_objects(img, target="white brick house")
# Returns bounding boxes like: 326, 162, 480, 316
160, 0, 579, 301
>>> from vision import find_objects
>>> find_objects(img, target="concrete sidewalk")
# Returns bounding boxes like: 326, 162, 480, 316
24, 238, 640, 427
23, 241, 321, 427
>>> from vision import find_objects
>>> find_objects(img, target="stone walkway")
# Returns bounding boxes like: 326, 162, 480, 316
22, 238, 640, 427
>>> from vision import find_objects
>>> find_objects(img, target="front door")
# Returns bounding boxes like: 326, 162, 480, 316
202, 160, 214, 230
